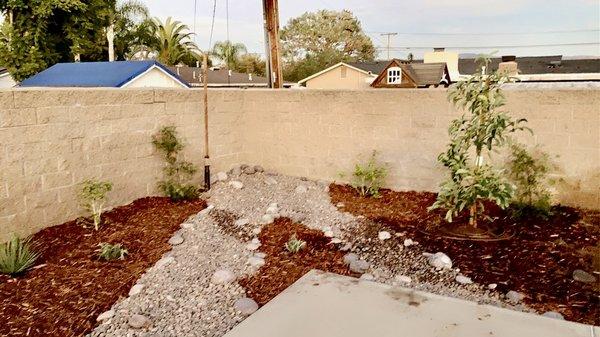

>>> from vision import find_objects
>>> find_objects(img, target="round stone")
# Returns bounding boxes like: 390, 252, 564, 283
455, 275, 473, 285
378, 231, 391, 241
128, 314, 151, 329
506, 290, 524, 303
230, 166, 242, 176
403, 238, 415, 247
343, 253, 359, 265
572, 269, 597, 283
247, 256, 265, 268
245, 241, 261, 251
349, 259, 370, 273
168, 233, 184, 246
211, 269, 236, 284
97, 309, 114, 322
234, 298, 259, 316
229, 181, 244, 189
129, 284, 145, 296
235, 218, 250, 227
260, 214, 274, 224
425, 252, 452, 269
488, 283, 498, 290
395, 275, 412, 284
359, 273, 375, 281
295, 185, 308, 193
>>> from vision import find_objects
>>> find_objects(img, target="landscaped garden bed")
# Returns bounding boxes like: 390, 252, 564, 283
0, 197, 206, 337
329, 183, 600, 325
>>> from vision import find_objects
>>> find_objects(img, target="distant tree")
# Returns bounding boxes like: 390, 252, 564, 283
233, 53, 266, 76
212, 40, 247, 69
0, 0, 116, 81
111, 0, 151, 60
281, 10, 375, 82
147, 17, 200, 66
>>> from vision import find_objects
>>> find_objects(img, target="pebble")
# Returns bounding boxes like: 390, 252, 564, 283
168, 233, 184, 246
542, 311, 564, 320
129, 284, 145, 296
378, 231, 391, 241
330, 238, 342, 244
180, 222, 194, 230
349, 259, 370, 273
155, 256, 175, 269
230, 166, 242, 176
260, 214, 275, 224
572, 269, 597, 283
395, 275, 412, 284
216, 172, 228, 181
229, 181, 244, 189
403, 238, 415, 247
128, 314, 151, 329
211, 270, 236, 284
295, 185, 308, 193
336, 202, 344, 208
234, 298, 259, 316
359, 273, 375, 281
245, 241, 261, 251
343, 253, 359, 265
424, 252, 452, 270
488, 283, 497, 290
254, 252, 267, 259
198, 204, 214, 216
247, 256, 265, 268
97, 310, 115, 322
506, 290, 524, 303
455, 275, 473, 285
234, 218, 250, 227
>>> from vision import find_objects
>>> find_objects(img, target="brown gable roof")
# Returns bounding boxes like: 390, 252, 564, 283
371, 59, 449, 88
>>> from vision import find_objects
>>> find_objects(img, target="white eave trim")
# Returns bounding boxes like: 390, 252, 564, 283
120, 64, 189, 89
297, 62, 373, 84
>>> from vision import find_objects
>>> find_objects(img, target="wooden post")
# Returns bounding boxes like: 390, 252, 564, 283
202, 52, 211, 190
262, 0, 283, 88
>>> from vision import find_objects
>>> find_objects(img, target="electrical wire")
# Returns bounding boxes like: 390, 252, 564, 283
193, 0, 197, 43
208, 0, 217, 51
374, 42, 599, 50
365, 29, 600, 36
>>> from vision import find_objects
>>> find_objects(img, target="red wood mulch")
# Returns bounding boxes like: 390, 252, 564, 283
238, 217, 357, 306
329, 183, 600, 325
0, 197, 206, 337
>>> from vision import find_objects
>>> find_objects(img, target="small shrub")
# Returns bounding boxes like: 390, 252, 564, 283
79, 179, 113, 231
347, 151, 387, 198
0, 235, 39, 276
284, 234, 306, 254
96, 243, 128, 261
506, 143, 554, 218
152, 126, 200, 201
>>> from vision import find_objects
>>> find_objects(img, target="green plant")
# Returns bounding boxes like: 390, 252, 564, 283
0, 235, 39, 276
346, 151, 387, 197
506, 143, 554, 218
152, 126, 200, 201
96, 243, 128, 261
284, 234, 306, 254
429, 55, 529, 227
79, 179, 113, 231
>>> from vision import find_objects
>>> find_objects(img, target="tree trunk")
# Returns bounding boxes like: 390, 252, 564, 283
469, 204, 478, 228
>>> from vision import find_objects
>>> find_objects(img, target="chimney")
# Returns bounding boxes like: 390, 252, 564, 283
193, 71, 196, 79
434, 47, 445, 52
498, 55, 518, 76
248, 73, 253, 81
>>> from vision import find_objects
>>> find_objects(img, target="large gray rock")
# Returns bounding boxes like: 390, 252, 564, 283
211, 269, 236, 284
378, 231, 391, 241
128, 314, 151, 329
343, 253, 359, 265
572, 269, 597, 283
234, 298, 259, 316
97, 309, 115, 322
349, 259, 370, 274
424, 252, 452, 270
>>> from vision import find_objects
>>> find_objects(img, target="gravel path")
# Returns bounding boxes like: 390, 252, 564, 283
90, 168, 533, 337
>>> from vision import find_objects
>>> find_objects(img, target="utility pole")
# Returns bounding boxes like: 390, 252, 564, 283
380, 32, 398, 60
202, 52, 211, 190
262, 0, 283, 88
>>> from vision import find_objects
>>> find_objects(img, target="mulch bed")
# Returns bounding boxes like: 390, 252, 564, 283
239, 217, 356, 306
329, 183, 600, 325
0, 197, 206, 337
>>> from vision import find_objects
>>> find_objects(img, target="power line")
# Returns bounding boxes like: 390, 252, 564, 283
193, 0, 197, 43
208, 0, 217, 50
375, 42, 600, 50
226, 0, 230, 42
366, 29, 600, 36
380, 32, 398, 60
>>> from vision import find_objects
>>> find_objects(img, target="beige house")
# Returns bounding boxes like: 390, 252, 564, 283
298, 62, 388, 89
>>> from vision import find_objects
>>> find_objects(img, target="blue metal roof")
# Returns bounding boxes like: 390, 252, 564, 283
20, 61, 190, 88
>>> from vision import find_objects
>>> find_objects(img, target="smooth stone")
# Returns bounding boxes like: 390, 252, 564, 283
234, 298, 259, 316
155, 256, 175, 268
542, 311, 565, 320
198, 204, 214, 216
336, 202, 345, 208
254, 252, 267, 259
254, 165, 265, 173
323, 230, 334, 238
97, 310, 115, 322
266, 205, 279, 215
295, 185, 308, 193
129, 284, 145, 296
403, 238, 415, 247
424, 252, 452, 270
245, 242, 261, 251
229, 181, 244, 189
168, 234, 184, 245
216, 171, 228, 181
340, 243, 352, 251
378, 231, 391, 241
506, 290, 524, 303
180, 222, 194, 229
343, 253, 359, 265
359, 273, 375, 281
488, 283, 497, 290
349, 259, 370, 273
455, 275, 473, 285
572, 269, 597, 283
235, 218, 250, 227
264, 177, 278, 185
211, 269, 236, 284
128, 314, 151, 329
247, 256, 265, 268
260, 214, 274, 224
230, 166, 242, 176
395, 275, 412, 284
330, 238, 342, 244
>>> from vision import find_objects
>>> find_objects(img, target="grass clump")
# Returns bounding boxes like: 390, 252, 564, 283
152, 126, 200, 201
344, 151, 387, 198
284, 234, 306, 254
79, 179, 113, 231
0, 235, 39, 276
96, 243, 128, 261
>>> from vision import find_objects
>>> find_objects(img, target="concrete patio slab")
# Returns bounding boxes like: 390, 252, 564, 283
226, 270, 597, 337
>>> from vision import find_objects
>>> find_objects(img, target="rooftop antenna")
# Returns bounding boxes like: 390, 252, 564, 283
380, 32, 398, 60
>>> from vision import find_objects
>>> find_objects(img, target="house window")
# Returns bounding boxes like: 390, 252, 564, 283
341, 66, 347, 78
387, 67, 402, 84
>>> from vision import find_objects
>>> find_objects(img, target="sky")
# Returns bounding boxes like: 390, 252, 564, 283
144, 1, 596, 59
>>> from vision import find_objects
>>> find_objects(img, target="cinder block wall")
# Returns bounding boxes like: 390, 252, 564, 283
1, 88, 598, 241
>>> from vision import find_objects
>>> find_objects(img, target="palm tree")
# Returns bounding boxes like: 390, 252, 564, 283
212, 40, 247, 69
149, 17, 200, 66
108, 0, 150, 61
